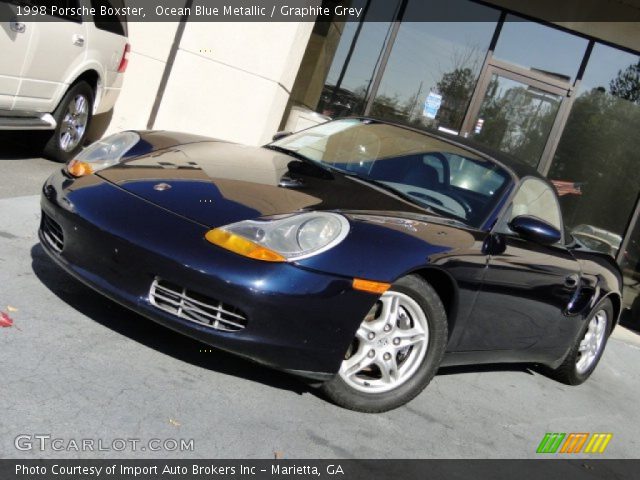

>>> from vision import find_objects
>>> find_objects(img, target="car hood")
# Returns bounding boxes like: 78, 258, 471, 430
97, 140, 446, 228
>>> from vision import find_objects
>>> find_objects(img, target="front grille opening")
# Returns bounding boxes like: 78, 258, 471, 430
41, 212, 64, 253
149, 277, 248, 332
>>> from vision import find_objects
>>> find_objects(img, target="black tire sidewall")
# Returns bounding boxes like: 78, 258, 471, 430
321, 275, 448, 412
44, 81, 94, 163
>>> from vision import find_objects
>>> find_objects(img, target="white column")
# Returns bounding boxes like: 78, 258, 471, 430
105, 22, 180, 135
152, 21, 314, 145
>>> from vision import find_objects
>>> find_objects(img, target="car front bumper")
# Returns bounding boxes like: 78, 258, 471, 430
39, 171, 379, 380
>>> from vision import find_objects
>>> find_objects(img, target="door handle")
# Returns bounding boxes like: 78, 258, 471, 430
72, 34, 85, 47
564, 274, 579, 288
10, 21, 26, 33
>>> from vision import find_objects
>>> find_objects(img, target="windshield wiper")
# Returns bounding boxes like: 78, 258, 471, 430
263, 144, 303, 159
263, 145, 325, 167
264, 145, 359, 178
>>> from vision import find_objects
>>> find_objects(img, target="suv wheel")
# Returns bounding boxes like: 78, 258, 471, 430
44, 81, 94, 163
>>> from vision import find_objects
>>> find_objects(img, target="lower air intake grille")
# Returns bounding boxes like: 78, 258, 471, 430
41, 212, 64, 253
149, 277, 248, 332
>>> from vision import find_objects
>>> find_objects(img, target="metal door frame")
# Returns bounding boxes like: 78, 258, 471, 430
459, 54, 575, 173
618, 195, 640, 264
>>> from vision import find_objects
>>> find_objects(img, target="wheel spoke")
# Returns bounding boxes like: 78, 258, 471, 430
380, 294, 400, 327
377, 355, 399, 384
394, 326, 426, 349
341, 347, 374, 378
77, 112, 88, 127
60, 132, 70, 150
356, 322, 376, 341
578, 338, 589, 352
75, 95, 86, 114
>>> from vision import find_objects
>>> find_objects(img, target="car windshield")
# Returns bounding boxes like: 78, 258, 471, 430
271, 119, 512, 227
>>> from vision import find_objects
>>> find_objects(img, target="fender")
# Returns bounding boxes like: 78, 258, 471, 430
58, 61, 105, 112
295, 213, 481, 283
570, 248, 623, 327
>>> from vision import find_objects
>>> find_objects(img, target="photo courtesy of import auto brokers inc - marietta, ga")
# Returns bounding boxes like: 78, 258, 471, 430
39, 118, 622, 412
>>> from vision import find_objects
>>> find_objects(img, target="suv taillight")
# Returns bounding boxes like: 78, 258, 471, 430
118, 43, 130, 73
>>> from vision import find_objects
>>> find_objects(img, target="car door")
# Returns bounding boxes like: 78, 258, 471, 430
458, 177, 581, 354
13, 0, 87, 113
0, 0, 33, 109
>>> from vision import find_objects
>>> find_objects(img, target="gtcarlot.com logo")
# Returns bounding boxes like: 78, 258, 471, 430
15, 434, 195, 453
536, 433, 612, 454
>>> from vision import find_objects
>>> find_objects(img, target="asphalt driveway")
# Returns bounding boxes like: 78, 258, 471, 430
1, 144, 639, 459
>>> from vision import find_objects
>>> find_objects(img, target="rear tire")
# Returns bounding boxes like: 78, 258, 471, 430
43, 81, 94, 163
321, 275, 447, 412
550, 298, 613, 385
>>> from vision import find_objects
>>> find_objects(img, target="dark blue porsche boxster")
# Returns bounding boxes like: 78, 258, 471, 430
39, 118, 622, 412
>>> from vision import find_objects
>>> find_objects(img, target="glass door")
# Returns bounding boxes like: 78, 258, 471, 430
461, 66, 569, 168
620, 210, 640, 323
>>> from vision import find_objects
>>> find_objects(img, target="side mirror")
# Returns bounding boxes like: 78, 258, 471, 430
272, 131, 292, 142
509, 215, 561, 245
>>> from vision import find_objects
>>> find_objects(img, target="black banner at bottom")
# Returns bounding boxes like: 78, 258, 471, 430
1, 459, 639, 480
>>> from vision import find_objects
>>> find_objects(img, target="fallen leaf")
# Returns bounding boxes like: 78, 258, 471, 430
274, 451, 284, 459
169, 419, 181, 427
0, 312, 14, 328
7, 305, 18, 312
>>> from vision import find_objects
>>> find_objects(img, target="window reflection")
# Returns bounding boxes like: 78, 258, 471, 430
317, 0, 401, 117
493, 16, 589, 82
369, 0, 499, 132
549, 44, 640, 247
470, 75, 562, 168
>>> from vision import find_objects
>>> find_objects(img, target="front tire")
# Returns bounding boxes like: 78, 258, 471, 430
550, 298, 613, 385
321, 275, 447, 412
43, 81, 94, 163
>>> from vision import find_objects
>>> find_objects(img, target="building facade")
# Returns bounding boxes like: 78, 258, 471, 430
104, 0, 640, 319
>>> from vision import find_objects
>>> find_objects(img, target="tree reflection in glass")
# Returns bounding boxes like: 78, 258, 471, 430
549, 48, 640, 242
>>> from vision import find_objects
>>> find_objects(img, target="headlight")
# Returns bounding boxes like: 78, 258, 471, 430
67, 131, 139, 177
205, 212, 350, 262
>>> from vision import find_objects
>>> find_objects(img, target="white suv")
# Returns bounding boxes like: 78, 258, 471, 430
0, 0, 129, 161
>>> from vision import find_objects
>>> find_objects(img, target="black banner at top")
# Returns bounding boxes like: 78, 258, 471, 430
1, 0, 640, 22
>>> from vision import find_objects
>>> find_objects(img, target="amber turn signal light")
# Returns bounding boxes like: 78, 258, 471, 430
352, 278, 391, 294
205, 228, 285, 262
67, 160, 94, 177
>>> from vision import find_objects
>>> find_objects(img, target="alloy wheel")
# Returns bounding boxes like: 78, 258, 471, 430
59, 94, 89, 152
339, 291, 429, 393
576, 310, 607, 374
